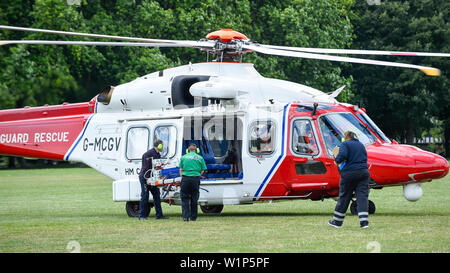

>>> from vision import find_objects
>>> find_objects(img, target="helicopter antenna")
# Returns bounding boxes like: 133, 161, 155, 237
329, 86, 346, 99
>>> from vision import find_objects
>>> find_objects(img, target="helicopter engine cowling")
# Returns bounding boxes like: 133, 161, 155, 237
403, 183, 423, 202
189, 80, 238, 99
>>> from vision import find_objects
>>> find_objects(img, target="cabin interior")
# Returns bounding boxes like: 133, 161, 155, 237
179, 115, 244, 180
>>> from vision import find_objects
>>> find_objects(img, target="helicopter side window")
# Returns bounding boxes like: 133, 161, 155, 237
249, 121, 276, 156
291, 120, 319, 156
126, 127, 150, 160
154, 125, 177, 159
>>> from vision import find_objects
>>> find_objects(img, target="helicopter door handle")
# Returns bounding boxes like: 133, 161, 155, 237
293, 158, 308, 164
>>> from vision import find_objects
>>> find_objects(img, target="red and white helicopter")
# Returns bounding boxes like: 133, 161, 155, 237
0, 26, 448, 217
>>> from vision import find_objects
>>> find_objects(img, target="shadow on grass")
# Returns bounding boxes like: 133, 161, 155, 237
24, 210, 448, 220
365, 212, 450, 217
217, 212, 330, 217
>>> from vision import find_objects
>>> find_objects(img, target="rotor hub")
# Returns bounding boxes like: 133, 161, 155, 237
205, 29, 248, 43
205, 29, 251, 62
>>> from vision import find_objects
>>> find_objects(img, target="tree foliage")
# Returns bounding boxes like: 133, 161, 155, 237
349, 0, 449, 155
247, 0, 355, 101
0, 0, 355, 109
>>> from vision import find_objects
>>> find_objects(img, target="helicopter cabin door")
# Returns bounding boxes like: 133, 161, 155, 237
117, 117, 183, 201
288, 117, 336, 196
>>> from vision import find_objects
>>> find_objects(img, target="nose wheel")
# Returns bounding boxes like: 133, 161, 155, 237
200, 205, 224, 214
350, 200, 376, 215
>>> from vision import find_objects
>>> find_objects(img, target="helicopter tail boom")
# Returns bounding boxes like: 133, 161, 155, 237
0, 101, 95, 160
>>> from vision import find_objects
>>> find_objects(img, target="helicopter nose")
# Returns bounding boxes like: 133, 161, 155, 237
366, 144, 449, 184
410, 153, 449, 181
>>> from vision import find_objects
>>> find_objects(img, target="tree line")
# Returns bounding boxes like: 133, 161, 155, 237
0, 0, 448, 163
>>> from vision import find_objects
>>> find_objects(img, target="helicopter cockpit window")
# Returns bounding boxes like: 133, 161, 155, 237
292, 120, 319, 156
356, 111, 391, 143
249, 121, 276, 156
154, 126, 177, 159
126, 127, 150, 160
319, 113, 377, 156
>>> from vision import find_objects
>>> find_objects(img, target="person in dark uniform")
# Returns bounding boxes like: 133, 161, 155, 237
138, 139, 168, 220
328, 131, 370, 229
179, 143, 207, 221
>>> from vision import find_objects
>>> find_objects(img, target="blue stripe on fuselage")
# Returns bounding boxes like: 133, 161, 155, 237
253, 104, 289, 200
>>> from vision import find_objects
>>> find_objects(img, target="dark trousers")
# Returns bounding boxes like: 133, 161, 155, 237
180, 176, 200, 220
333, 168, 370, 226
139, 176, 163, 218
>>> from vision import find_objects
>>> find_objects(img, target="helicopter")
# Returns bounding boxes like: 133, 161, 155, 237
0, 26, 448, 217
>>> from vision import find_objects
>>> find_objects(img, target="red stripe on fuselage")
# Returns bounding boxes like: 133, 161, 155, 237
0, 100, 95, 160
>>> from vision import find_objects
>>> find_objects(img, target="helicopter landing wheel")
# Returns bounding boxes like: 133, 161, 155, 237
125, 201, 152, 218
350, 200, 376, 215
200, 205, 224, 214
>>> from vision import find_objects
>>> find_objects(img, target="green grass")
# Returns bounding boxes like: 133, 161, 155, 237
0, 167, 448, 253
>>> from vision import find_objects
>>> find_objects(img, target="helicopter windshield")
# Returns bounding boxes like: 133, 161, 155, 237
356, 110, 391, 143
318, 113, 377, 156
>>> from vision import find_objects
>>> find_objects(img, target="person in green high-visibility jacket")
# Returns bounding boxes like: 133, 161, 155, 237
179, 142, 207, 221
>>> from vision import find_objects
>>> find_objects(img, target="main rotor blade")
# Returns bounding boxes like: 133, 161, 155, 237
243, 44, 441, 76
0, 40, 214, 49
261, 44, 450, 57
0, 25, 189, 44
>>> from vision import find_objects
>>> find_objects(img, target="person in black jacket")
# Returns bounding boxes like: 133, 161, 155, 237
328, 131, 370, 229
138, 140, 168, 220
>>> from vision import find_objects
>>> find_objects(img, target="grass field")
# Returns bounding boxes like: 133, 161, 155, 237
0, 167, 448, 253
